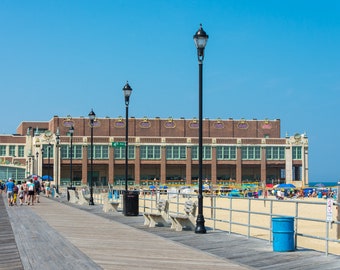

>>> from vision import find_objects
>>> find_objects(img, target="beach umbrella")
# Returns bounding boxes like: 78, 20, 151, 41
275, 183, 296, 189
149, 185, 156, 189
42, 175, 53, 181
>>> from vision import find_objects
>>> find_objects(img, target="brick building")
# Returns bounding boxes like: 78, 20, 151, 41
0, 116, 308, 188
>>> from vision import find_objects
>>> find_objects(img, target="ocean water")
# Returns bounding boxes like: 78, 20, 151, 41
309, 181, 339, 187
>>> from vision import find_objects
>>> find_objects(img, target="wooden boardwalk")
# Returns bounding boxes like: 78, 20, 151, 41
1, 194, 339, 270
0, 195, 23, 270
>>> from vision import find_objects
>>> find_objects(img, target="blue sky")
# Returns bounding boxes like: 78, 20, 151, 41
1, 1, 340, 183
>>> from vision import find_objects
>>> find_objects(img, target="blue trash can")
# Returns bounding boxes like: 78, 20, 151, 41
272, 216, 295, 252
317, 192, 322, 198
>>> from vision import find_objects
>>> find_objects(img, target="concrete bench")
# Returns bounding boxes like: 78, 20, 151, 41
78, 190, 90, 205
68, 189, 79, 204
52, 188, 60, 198
102, 194, 119, 213
170, 200, 197, 231
143, 199, 170, 227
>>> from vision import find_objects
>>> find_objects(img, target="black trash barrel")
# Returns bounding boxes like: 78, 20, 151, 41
123, 190, 139, 216
67, 186, 76, 201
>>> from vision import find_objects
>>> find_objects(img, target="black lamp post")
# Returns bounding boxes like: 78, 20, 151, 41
41, 148, 44, 176
36, 151, 39, 176
123, 82, 132, 216
69, 125, 74, 187
48, 143, 52, 181
55, 128, 60, 193
123, 82, 132, 192
27, 150, 34, 176
193, 24, 209, 234
88, 109, 96, 205
31, 155, 35, 175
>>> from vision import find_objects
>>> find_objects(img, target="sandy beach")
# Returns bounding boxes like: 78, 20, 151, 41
142, 193, 340, 255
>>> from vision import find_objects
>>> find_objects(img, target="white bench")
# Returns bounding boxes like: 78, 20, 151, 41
170, 200, 197, 231
68, 189, 79, 204
143, 199, 170, 227
102, 193, 119, 213
78, 190, 90, 205
52, 188, 60, 198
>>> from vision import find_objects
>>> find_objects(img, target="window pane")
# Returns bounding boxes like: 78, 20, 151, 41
180, 147, 186, 159
191, 146, 198, 160
230, 147, 236, 159
154, 146, 160, 159
128, 145, 135, 159
273, 147, 278, 159
279, 147, 285, 159
166, 147, 172, 159
204, 146, 211, 159
0, 146, 6, 156
140, 146, 146, 159
248, 147, 254, 159
9, 145, 15, 156
255, 147, 260, 159
18, 146, 25, 157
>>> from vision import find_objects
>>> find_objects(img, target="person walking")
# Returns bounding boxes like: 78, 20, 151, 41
33, 176, 41, 203
0, 181, 4, 194
27, 179, 35, 205
5, 178, 15, 206
22, 181, 28, 204
45, 181, 50, 198
13, 180, 19, 206
18, 185, 25, 205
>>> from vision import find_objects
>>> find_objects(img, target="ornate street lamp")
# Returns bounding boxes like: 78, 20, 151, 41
88, 109, 96, 205
122, 82, 133, 216
69, 125, 74, 187
55, 127, 60, 193
193, 24, 209, 234
123, 82, 132, 193
47, 143, 52, 181
36, 151, 39, 176
41, 148, 44, 176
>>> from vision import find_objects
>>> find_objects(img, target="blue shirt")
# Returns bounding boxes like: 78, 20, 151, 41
6, 181, 15, 192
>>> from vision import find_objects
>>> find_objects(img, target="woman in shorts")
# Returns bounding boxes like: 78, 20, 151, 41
27, 179, 35, 205
18, 185, 25, 205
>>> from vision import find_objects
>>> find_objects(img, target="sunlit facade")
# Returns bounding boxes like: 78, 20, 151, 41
0, 116, 308, 187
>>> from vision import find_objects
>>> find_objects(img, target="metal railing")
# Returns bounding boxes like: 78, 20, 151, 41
139, 191, 340, 256
62, 186, 339, 256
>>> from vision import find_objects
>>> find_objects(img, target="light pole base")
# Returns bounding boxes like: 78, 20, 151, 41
89, 198, 95, 205
195, 214, 207, 234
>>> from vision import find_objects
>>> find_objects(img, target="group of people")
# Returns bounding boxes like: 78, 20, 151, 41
1, 177, 51, 206
274, 187, 337, 200
275, 188, 305, 200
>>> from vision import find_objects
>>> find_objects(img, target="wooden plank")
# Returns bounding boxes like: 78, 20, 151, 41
0, 196, 23, 270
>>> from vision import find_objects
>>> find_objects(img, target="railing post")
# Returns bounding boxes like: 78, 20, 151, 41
337, 183, 340, 239
229, 197, 232, 234
213, 195, 216, 230
269, 200, 273, 244
295, 201, 298, 250
247, 198, 251, 238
